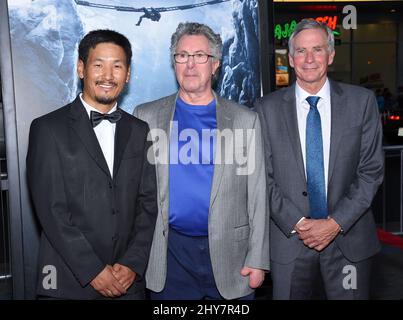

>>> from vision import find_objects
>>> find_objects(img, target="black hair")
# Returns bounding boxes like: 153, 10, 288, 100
78, 29, 132, 67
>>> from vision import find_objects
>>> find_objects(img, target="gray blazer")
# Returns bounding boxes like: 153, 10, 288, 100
134, 93, 269, 299
254, 80, 384, 265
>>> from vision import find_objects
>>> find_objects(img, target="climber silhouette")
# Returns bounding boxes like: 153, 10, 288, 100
136, 8, 161, 26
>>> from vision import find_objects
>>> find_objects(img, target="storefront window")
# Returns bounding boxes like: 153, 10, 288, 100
329, 43, 351, 84
352, 24, 397, 95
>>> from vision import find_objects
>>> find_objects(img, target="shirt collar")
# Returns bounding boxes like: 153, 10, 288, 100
79, 93, 117, 119
295, 78, 330, 109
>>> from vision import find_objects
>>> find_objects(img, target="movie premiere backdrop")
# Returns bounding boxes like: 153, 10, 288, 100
1, 0, 265, 298
9, 0, 261, 114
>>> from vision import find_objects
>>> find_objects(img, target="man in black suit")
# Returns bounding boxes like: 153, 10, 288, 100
26, 30, 157, 299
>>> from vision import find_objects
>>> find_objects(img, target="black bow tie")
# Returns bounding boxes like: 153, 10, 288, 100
90, 109, 122, 128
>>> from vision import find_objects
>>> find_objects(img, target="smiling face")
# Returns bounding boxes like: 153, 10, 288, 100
289, 28, 335, 94
77, 42, 130, 112
174, 34, 220, 104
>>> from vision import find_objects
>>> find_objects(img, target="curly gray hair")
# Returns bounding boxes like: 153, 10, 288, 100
170, 22, 222, 67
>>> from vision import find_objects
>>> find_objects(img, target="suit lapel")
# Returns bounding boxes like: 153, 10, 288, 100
328, 81, 347, 184
113, 110, 132, 178
210, 94, 234, 207
157, 94, 176, 229
282, 85, 306, 183
68, 97, 111, 178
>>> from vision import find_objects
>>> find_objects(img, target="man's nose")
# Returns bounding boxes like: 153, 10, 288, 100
186, 56, 196, 68
305, 51, 314, 63
102, 66, 114, 79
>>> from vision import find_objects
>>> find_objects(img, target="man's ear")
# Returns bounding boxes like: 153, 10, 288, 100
77, 59, 85, 79
126, 66, 131, 83
212, 59, 220, 76
288, 54, 294, 68
328, 50, 335, 66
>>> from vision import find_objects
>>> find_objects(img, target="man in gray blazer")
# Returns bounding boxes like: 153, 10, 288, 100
255, 19, 384, 299
134, 22, 269, 300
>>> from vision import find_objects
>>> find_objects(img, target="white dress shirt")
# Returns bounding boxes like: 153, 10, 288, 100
80, 94, 117, 177
291, 79, 332, 231
295, 78, 331, 195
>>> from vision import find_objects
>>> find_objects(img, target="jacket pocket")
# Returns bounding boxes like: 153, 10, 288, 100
234, 224, 250, 241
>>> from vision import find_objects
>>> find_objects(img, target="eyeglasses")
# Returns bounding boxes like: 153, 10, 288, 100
174, 52, 215, 64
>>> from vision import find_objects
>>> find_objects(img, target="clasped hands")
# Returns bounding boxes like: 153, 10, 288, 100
90, 263, 136, 298
294, 217, 341, 251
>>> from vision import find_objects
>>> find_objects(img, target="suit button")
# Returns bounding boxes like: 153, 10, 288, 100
112, 235, 119, 241
112, 210, 116, 215
108, 182, 113, 189
302, 191, 308, 197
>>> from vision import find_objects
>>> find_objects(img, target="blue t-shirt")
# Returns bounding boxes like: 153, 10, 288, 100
169, 97, 217, 236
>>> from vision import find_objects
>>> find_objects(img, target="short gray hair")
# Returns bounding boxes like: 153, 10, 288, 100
170, 22, 222, 67
288, 19, 334, 56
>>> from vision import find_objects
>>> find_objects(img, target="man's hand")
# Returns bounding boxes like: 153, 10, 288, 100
90, 265, 127, 298
293, 217, 307, 234
240, 267, 265, 289
296, 218, 341, 251
112, 263, 136, 291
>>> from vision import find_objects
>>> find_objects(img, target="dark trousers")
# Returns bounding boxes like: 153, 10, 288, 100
271, 241, 372, 300
150, 227, 254, 300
